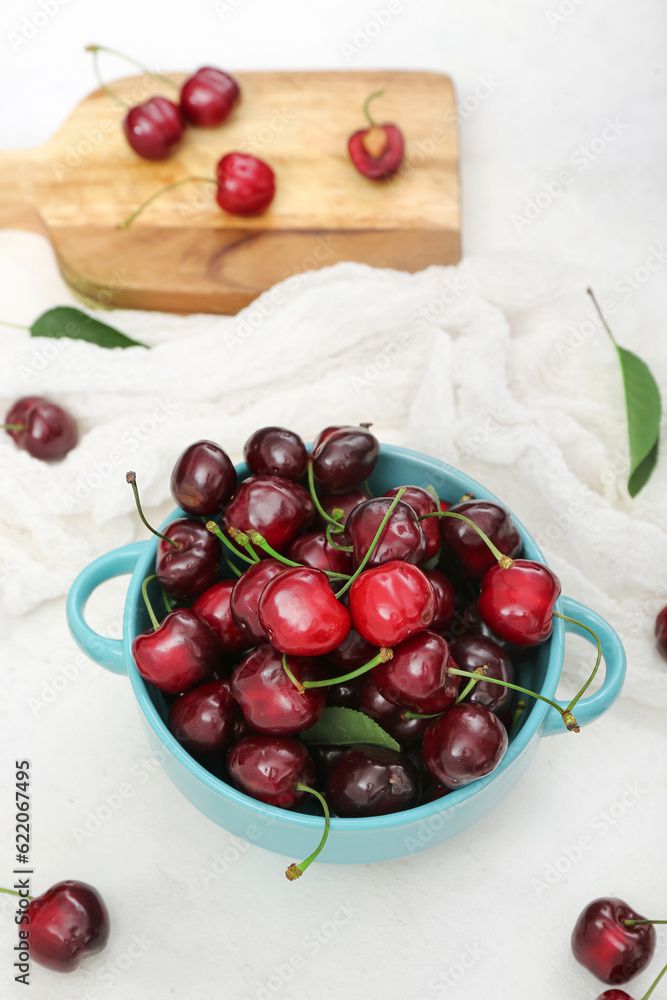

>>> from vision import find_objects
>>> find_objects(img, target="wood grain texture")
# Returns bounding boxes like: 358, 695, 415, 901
0, 70, 460, 314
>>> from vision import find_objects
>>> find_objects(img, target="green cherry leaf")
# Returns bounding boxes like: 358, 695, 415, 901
299, 707, 400, 752
30, 306, 147, 349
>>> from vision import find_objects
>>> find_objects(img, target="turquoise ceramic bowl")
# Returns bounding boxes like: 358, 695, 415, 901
66, 445, 625, 864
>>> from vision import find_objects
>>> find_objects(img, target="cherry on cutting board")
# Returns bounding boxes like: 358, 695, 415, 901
348, 90, 404, 180
180, 66, 240, 126
15, 880, 109, 972
571, 897, 657, 985
3, 396, 78, 460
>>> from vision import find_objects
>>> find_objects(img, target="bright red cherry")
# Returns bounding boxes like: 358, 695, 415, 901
384, 485, 440, 560
193, 580, 254, 654
326, 746, 419, 817
348, 91, 404, 180
348, 560, 436, 647
449, 635, 514, 714
478, 559, 561, 646
132, 609, 219, 693
227, 735, 316, 808
4, 396, 78, 460
310, 425, 380, 493
372, 631, 459, 714
156, 518, 221, 598
229, 558, 286, 643
179, 66, 240, 127
123, 96, 184, 160
216, 153, 275, 216
358, 675, 431, 744
170, 440, 236, 516
27, 880, 109, 972
287, 530, 353, 576
243, 426, 308, 481
440, 499, 522, 580
422, 703, 508, 789
595, 992, 633, 999
168, 678, 244, 755
571, 898, 656, 985
223, 476, 314, 555
231, 645, 325, 734
655, 607, 667, 660
346, 497, 427, 569
258, 566, 351, 655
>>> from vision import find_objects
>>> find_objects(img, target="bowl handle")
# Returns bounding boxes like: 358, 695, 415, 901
66, 542, 147, 675
540, 596, 626, 737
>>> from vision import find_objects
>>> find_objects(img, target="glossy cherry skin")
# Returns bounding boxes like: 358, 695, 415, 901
193, 580, 254, 654
179, 66, 239, 126
168, 679, 244, 755
446, 599, 515, 652
348, 560, 436, 647
223, 475, 314, 555
229, 558, 286, 643
170, 440, 236, 516
384, 486, 440, 560
5, 396, 78, 460
326, 745, 419, 817
655, 606, 667, 659
373, 631, 460, 714
595, 992, 633, 999
227, 735, 316, 808
478, 559, 561, 646
450, 636, 514, 714
423, 569, 455, 632
422, 703, 508, 789
315, 487, 371, 529
311, 425, 380, 493
123, 96, 184, 160
358, 676, 431, 744
287, 530, 353, 576
348, 122, 404, 179
328, 626, 378, 669
440, 499, 522, 580
571, 898, 656, 985
156, 518, 221, 599
27, 880, 110, 972
346, 497, 427, 569
132, 609, 219, 694
326, 676, 363, 708
244, 426, 308, 480
216, 153, 275, 215
231, 645, 325, 734
258, 566, 351, 655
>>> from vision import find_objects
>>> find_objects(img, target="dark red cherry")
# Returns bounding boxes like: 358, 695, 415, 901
170, 440, 236, 516
193, 579, 254, 654
445, 600, 516, 652
167, 678, 243, 755
348, 560, 436, 647
595, 991, 633, 999
384, 486, 440, 560
227, 735, 315, 808
310, 425, 380, 493
423, 569, 455, 632
258, 566, 351, 656
328, 626, 378, 669
315, 487, 371, 529
216, 153, 275, 216
229, 558, 286, 643
325, 675, 363, 708
449, 636, 514, 714
358, 675, 431, 744
571, 897, 656, 985
243, 426, 308, 481
346, 497, 427, 569
655, 607, 667, 660
179, 66, 240, 127
308, 744, 348, 784
287, 530, 353, 576
326, 746, 419, 817
27, 880, 109, 972
223, 476, 314, 554
373, 630, 459, 714
440, 499, 522, 579
422, 703, 508, 789
478, 559, 561, 646
231, 645, 325, 734
132, 609, 219, 693
348, 122, 404, 180
156, 518, 221, 598
123, 96, 184, 160
4, 396, 78, 460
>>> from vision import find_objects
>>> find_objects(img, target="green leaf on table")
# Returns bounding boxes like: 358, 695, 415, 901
30, 306, 147, 349
299, 707, 400, 752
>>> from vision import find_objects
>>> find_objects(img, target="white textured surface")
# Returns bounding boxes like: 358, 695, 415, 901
1, 2, 666, 999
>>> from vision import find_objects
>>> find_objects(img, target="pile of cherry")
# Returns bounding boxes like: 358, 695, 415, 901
124, 423, 596, 880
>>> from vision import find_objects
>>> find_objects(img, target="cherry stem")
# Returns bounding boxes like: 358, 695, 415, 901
640, 958, 667, 1000
86, 44, 128, 108
205, 521, 258, 566
161, 588, 172, 615
247, 530, 350, 580
285, 785, 330, 880
1, 424, 23, 431
325, 522, 353, 552
227, 527, 260, 564
509, 698, 527, 739
552, 611, 602, 714
301, 647, 393, 689
141, 575, 160, 631
0, 319, 30, 331
86, 44, 177, 94
362, 89, 384, 128
126, 471, 180, 549
335, 488, 407, 599
223, 556, 242, 579
587, 287, 618, 348
118, 177, 217, 229
455, 666, 488, 704
0, 888, 33, 901
306, 461, 340, 527
418, 511, 513, 567
623, 919, 667, 926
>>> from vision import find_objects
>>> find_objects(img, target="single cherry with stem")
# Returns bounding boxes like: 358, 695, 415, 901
170, 439, 236, 516
346, 495, 427, 570
243, 426, 308, 480
180, 66, 240, 127
309, 425, 380, 495
168, 678, 244, 755
422, 702, 508, 789
572, 898, 661, 986
439, 499, 521, 579
348, 90, 404, 180
326, 745, 420, 817
231, 645, 326, 734
3, 396, 78, 460
258, 565, 351, 656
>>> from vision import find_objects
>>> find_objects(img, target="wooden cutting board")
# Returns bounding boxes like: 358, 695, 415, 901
0, 70, 460, 314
